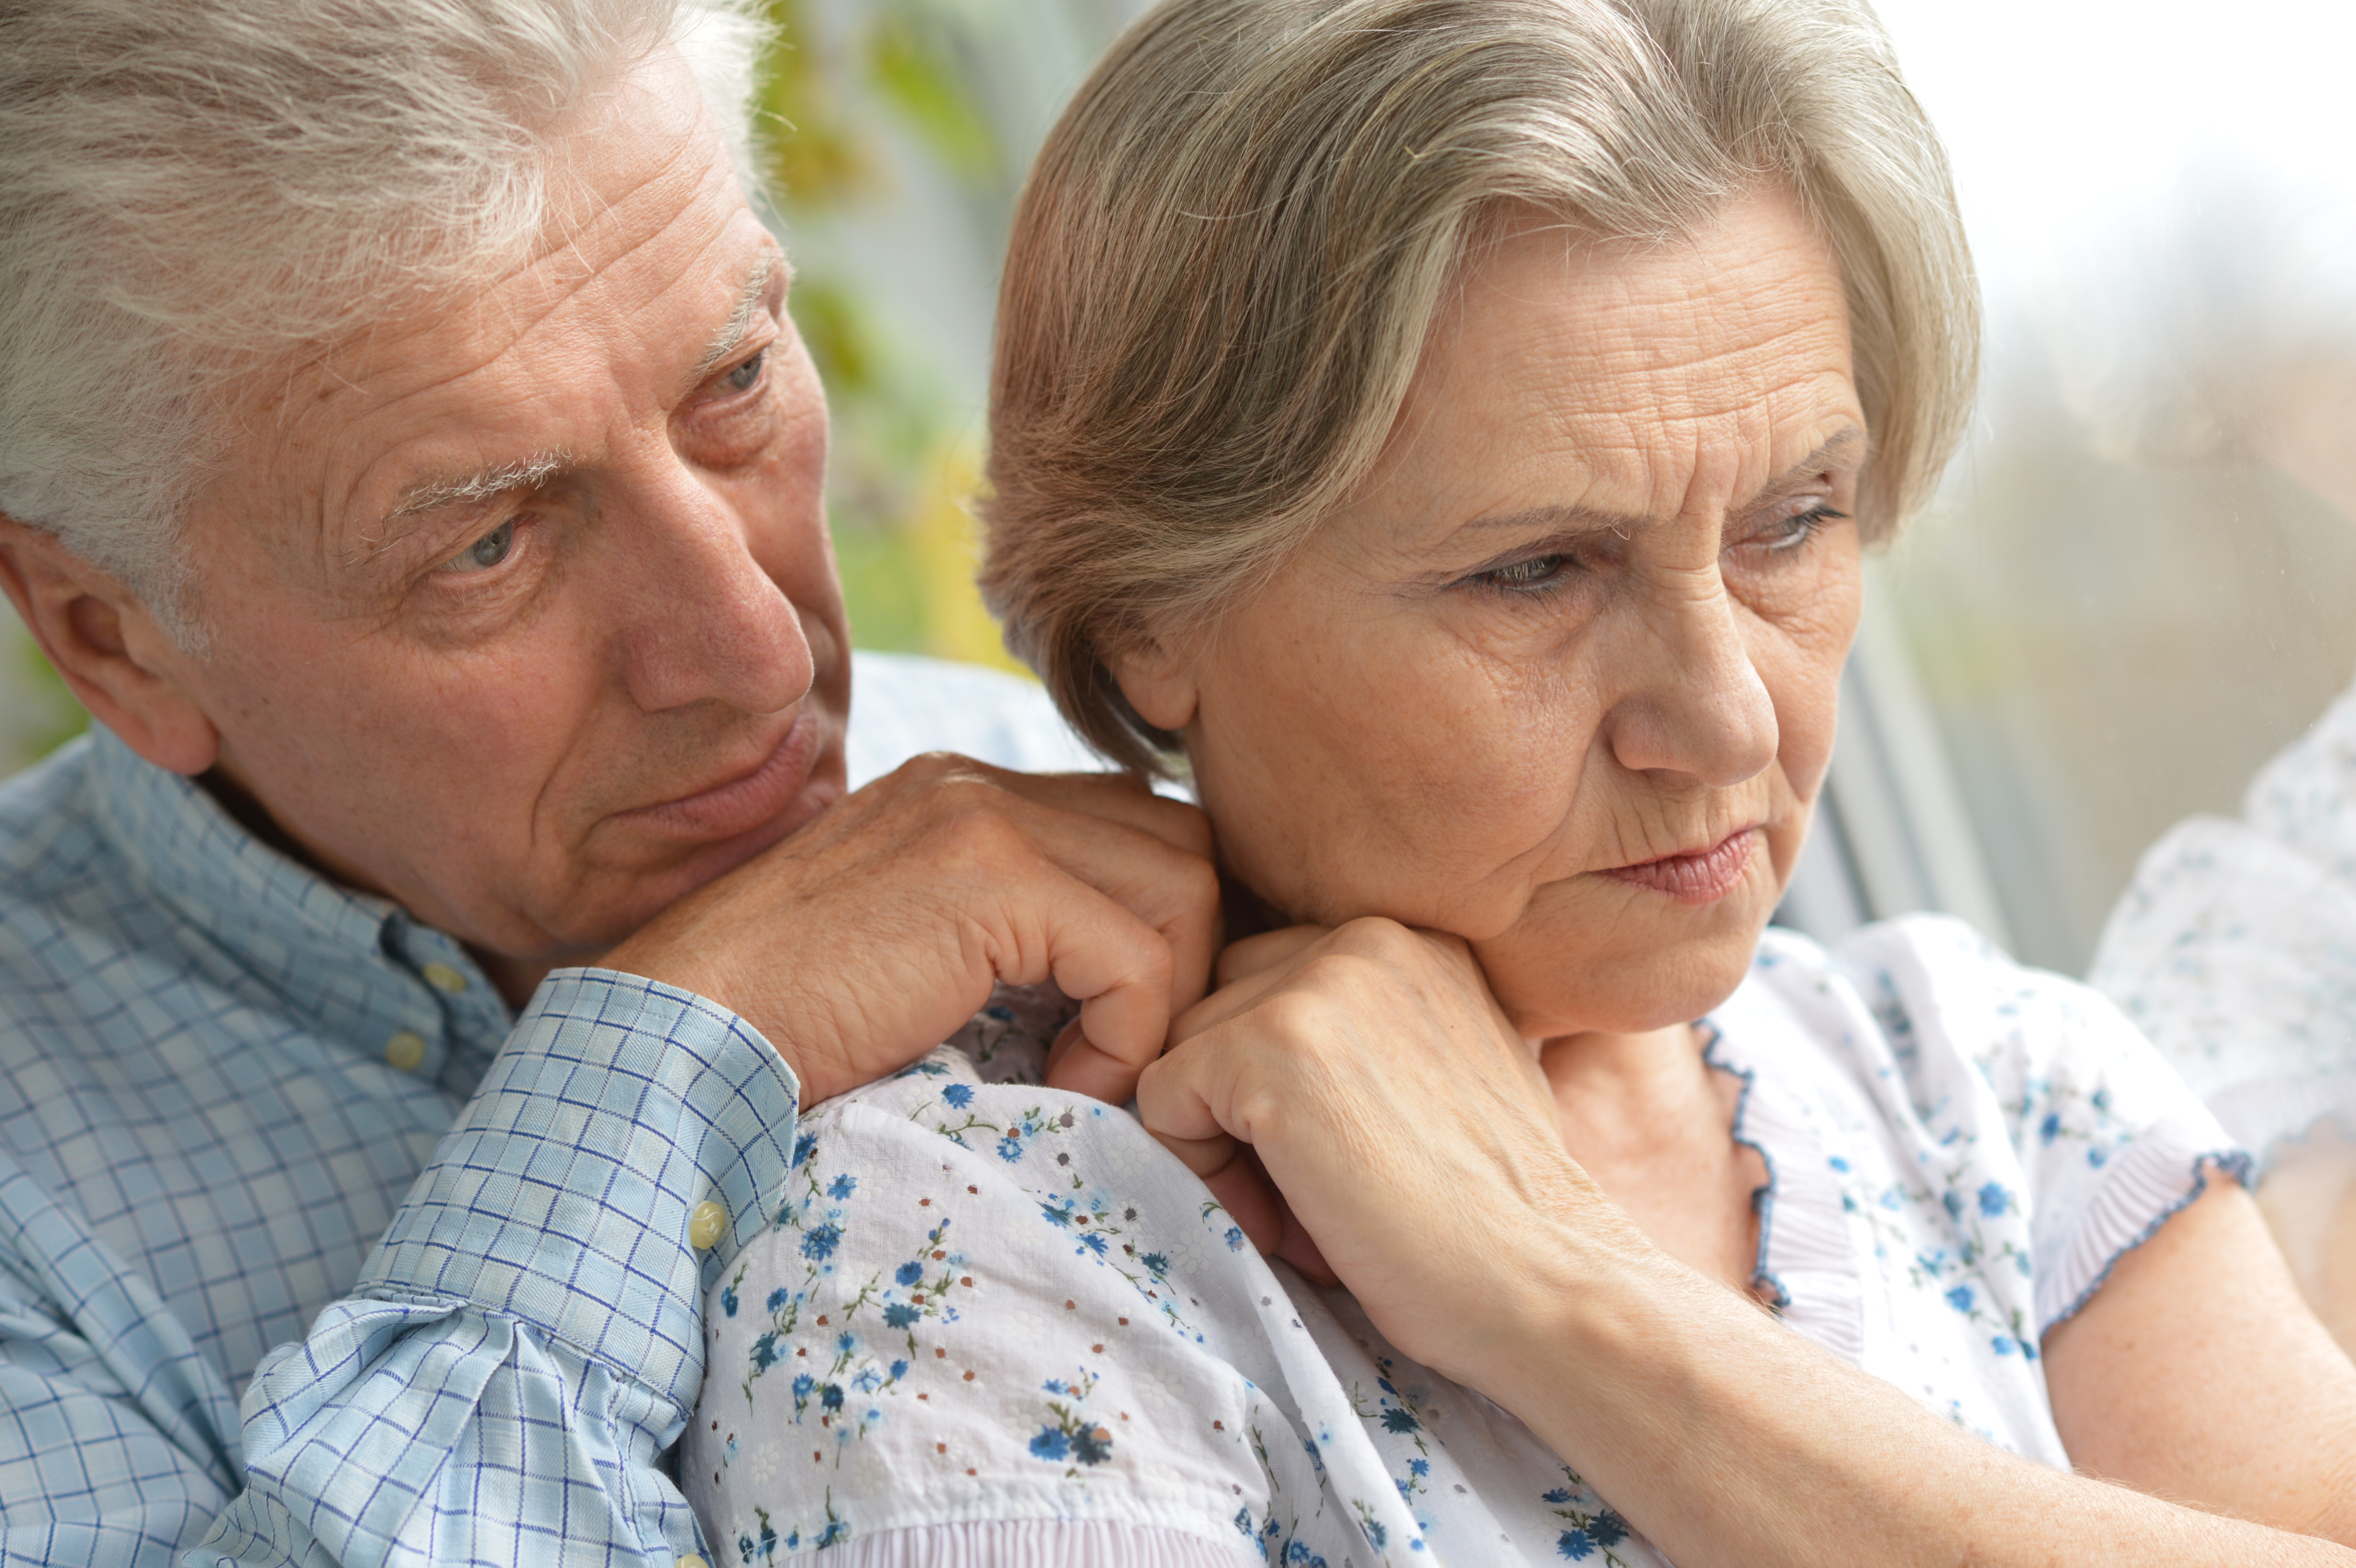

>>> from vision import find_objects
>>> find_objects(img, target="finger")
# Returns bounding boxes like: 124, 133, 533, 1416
1151, 1128, 1285, 1255
1214, 924, 1330, 988
1013, 806, 1221, 1019
1045, 1018, 1159, 1108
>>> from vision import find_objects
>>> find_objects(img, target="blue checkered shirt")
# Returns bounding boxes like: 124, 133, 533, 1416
0, 653, 1098, 1566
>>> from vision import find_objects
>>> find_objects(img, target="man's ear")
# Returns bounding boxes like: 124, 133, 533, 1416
0, 517, 220, 775
1107, 633, 1200, 737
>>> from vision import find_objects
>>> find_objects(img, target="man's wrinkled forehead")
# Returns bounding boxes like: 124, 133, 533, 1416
207, 44, 767, 576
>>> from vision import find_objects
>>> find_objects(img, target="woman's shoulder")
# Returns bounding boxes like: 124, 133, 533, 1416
1740, 913, 2166, 1098
1723, 914, 2246, 1341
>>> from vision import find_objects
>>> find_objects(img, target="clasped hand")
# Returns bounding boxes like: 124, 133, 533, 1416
1135, 918, 1627, 1388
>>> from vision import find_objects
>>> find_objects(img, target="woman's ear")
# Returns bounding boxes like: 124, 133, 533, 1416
0, 517, 221, 775
1107, 634, 1201, 735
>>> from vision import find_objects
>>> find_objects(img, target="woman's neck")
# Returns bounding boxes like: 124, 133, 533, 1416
1539, 1024, 1766, 1298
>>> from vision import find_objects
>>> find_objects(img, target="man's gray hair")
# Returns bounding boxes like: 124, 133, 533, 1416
980, 0, 1980, 775
0, 0, 768, 643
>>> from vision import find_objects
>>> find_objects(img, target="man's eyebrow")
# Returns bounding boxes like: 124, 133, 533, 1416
689, 251, 781, 383
383, 451, 570, 525
352, 450, 571, 566
1456, 426, 1869, 539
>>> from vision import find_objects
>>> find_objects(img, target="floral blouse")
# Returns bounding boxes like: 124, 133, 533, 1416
686, 916, 2241, 1566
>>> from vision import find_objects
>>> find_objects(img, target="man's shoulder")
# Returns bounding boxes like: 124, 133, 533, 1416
0, 736, 117, 928
846, 652, 1104, 787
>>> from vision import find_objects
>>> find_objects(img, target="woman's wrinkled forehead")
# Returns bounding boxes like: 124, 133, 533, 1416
1354, 188, 1863, 552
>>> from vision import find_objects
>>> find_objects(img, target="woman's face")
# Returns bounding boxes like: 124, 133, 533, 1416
1114, 185, 1866, 1041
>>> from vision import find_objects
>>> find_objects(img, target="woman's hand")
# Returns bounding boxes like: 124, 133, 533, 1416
1133, 916, 1651, 1384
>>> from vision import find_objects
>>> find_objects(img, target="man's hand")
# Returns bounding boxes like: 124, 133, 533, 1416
602, 754, 1219, 1108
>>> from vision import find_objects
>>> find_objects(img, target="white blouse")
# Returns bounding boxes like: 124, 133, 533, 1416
687, 916, 2239, 1566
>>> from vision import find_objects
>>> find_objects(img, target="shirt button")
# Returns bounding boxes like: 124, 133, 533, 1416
421, 962, 468, 994
688, 1200, 728, 1251
677, 1557, 710, 1568
384, 1031, 428, 1073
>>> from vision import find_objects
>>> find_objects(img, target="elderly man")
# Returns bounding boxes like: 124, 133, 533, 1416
0, 1, 1214, 1562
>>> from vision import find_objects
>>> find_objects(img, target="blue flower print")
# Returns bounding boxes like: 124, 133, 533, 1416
766, 1287, 791, 1311
1992, 1334, 2016, 1356
827, 1173, 858, 1200
820, 1383, 845, 1413
889, 1359, 908, 1379
720, 1281, 739, 1317
1071, 1424, 1114, 1465
750, 1332, 781, 1372
800, 1222, 841, 1262
883, 1303, 920, 1329
1081, 1231, 1109, 1256
1977, 1182, 2010, 1219
1946, 1285, 1975, 1312
2039, 1111, 2062, 1144
1381, 1407, 1421, 1435
1542, 1489, 1573, 1504
1224, 1226, 1246, 1251
791, 1373, 814, 1404
1942, 1190, 1963, 1221
894, 1261, 924, 1287
1140, 1252, 1170, 1276
791, 1132, 818, 1170
942, 1081, 975, 1109
1559, 1530, 1596, 1560
1409, 1459, 1429, 1477
1030, 1426, 1071, 1462
997, 1135, 1025, 1163
1590, 1512, 1629, 1546
836, 1331, 855, 1355
2087, 1146, 2108, 1168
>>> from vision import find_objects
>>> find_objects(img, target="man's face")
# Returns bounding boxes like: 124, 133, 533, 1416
163, 52, 850, 975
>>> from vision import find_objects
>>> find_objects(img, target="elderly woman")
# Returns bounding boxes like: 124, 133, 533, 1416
687, 0, 2356, 1562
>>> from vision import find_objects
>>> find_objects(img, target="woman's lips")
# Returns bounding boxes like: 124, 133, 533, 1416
616, 707, 829, 843
1603, 827, 1762, 905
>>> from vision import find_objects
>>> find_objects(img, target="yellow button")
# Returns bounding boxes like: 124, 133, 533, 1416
688, 1200, 728, 1251
677, 1557, 710, 1568
384, 1031, 428, 1074
421, 962, 468, 994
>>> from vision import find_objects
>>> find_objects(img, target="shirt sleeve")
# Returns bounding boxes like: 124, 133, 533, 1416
1845, 915, 2251, 1334
193, 968, 801, 1568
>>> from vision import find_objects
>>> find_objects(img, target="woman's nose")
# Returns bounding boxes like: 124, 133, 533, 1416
1600, 566, 1780, 788
611, 457, 813, 718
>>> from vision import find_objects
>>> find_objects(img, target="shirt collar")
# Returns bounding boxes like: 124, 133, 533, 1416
87, 726, 513, 1094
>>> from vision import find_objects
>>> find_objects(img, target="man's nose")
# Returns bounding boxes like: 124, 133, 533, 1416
610, 456, 813, 717
1599, 564, 1780, 788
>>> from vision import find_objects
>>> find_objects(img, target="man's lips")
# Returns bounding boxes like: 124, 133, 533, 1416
1602, 827, 1763, 905
613, 707, 827, 843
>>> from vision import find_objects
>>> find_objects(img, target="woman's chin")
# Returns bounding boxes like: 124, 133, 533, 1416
1478, 874, 1779, 1039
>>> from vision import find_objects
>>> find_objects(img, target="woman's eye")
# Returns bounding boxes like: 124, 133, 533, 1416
723, 348, 766, 393
1481, 554, 1568, 591
1757, 503, 1846, 551
441, 518, 516, 575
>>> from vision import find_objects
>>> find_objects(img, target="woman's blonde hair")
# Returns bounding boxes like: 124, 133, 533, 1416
980, 0, 1977, 774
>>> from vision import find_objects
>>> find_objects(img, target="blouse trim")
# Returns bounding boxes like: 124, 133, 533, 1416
2039, 1130, 2252, 1333
1701, 1021, 1869, 1366
783, 1519, 1255, 1567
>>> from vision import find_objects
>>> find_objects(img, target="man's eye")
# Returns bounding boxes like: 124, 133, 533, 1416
441, 519, 515, 575
723, 348, 766, 393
